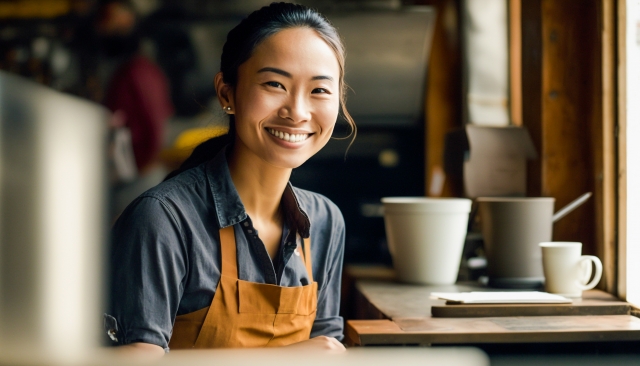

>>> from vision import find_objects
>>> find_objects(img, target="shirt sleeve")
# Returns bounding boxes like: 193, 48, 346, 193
310, 201, 346, 341
105, 194, 186, 350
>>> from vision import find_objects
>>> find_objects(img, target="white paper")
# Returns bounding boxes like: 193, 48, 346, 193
431, 291, 572, 304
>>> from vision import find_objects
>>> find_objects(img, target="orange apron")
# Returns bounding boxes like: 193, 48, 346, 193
168, 226, 317, 349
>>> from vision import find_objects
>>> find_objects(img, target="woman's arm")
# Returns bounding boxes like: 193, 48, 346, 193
309, 197, 346, 340
107, 195, 187, 350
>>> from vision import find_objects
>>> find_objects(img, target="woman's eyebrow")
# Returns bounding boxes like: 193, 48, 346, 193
258, 67, 291, 78
257, 67, 334, 81
311, 75, 334, 81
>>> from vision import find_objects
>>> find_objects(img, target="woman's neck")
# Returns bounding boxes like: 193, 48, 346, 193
227, 143, 292, 223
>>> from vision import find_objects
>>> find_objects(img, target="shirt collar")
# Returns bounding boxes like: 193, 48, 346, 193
206, 147, 311, 237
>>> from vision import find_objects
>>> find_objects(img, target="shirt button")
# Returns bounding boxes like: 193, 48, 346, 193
244, 222, 249, 227
247, 229, 252, 233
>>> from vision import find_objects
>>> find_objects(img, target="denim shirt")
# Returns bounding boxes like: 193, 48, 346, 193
105, 149, 346, 350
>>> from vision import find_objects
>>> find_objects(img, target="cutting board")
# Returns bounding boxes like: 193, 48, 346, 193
431, 290, 630, 317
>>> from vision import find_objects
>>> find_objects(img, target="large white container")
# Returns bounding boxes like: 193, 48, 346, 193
382, 197, 472, 284
0, 72, 108, 362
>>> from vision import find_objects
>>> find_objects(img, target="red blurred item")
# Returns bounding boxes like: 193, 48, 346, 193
105, 55, 174, 173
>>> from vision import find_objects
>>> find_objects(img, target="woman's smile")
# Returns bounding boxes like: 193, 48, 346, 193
266, 127, 312, 144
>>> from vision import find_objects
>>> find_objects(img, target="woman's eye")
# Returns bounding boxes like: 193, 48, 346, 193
265, 81, 284, 89
312, 88, 330, 94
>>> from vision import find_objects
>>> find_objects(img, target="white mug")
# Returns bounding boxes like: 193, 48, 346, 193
539, 242, 603, 298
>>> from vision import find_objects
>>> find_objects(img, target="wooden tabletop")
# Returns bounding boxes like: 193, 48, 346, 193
344, 267, 640, 346
347, 316, 640, 345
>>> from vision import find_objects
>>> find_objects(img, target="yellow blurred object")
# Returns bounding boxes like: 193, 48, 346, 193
161, 126, 229, 170
0, 0, 70, 18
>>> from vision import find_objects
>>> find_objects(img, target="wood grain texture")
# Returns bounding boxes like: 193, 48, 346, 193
356, 279, 482, 319
509, 0, 522, 126
345, 270, 640, 345
541, 0, 599, 253
431, 293, 630, 318
598, 0, 618, 294
356, 278, 628, 319
521, 0, 543, 197
421, 0, 463, 197
521, 0, 603, 258
347, 315, 640, 345
616, 0, 627, 301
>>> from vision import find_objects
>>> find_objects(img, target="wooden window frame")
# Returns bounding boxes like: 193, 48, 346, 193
424, 0, 622, 297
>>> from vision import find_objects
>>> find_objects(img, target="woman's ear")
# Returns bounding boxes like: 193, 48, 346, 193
214, 72, 234, 114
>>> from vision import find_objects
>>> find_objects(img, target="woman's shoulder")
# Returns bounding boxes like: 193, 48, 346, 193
113, 165, 212, 241
140, 164, 209, 201
117, 164, 210, 224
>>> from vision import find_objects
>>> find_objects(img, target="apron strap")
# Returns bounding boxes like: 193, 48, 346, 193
222, 225, 312, 282
301, 236, 313, 282
220, 226, 238, 279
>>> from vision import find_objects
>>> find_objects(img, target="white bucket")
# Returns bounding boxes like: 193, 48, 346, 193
382, 197, 472, 284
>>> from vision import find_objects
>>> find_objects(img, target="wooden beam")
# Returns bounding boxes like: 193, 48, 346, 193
521, 0, 543, 198
617, 0, 627, 300
521, 0, 601, 260
598, 0, 618, 294
423, 0, 463, 197
509, 0, 522, 126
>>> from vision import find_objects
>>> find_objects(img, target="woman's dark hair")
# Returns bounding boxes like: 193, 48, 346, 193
165, 2, 355, 181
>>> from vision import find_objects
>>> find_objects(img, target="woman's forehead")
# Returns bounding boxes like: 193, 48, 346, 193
243, 27, 340, 79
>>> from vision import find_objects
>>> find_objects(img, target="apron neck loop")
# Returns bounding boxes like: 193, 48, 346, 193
221, 225, 313, 282
301, 234, 313, 282
219, 226, 238, 279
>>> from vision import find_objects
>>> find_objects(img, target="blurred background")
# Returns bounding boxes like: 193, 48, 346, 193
0, 0, 441, 265
1, 0, 633, 363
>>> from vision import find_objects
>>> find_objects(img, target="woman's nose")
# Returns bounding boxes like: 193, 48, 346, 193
279, 94, 311, 123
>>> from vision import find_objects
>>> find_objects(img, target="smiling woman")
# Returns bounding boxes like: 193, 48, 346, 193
105, 2, 354, 356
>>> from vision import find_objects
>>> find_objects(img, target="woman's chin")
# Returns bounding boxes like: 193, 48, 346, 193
268, 156, 312, 170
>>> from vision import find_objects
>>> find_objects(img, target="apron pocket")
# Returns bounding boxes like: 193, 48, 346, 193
237, 280, 317, 315
237, 280, 280, 314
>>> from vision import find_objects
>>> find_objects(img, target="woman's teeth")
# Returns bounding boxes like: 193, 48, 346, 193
267, 128, 309, 143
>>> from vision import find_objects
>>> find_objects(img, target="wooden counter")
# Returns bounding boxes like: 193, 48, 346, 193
343, 267, 640, 346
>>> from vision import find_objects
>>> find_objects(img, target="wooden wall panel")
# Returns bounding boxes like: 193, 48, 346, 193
521, 0, 543, 197
617, 0, 627, 299
521, 0, 608, 280
599, 0, 617, 294
540, 0, 598, 255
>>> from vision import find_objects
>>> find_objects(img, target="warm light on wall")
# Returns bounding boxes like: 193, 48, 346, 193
624, 0, 640, 306
0, 0, 70, 19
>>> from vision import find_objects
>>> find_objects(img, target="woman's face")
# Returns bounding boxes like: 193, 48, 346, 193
226, 27, 341, 169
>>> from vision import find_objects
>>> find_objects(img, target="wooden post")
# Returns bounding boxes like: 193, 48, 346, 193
521, 0, 604, 269
599, 0, 618, 294
617, 0, 627, 299
423, 0, 463, 197
509, 0, 523, 126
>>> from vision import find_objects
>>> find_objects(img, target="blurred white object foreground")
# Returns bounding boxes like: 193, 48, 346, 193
0, 347, 489, 366
0, 71, 108, 362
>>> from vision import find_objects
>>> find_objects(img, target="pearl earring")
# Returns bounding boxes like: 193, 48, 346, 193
224, 106, 232, 112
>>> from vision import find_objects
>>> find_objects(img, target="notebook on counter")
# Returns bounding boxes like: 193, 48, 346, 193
431, 291, 572, 304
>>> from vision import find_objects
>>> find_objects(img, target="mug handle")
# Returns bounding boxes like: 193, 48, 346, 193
576, 255, 603, 290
